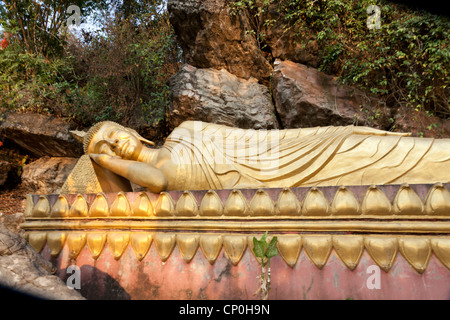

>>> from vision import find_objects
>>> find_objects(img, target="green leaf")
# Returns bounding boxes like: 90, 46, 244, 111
266, 236, 278, 258
260, 231, 268, 245
252, 237, 265, 258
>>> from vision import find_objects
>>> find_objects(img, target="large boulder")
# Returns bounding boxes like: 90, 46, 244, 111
0, 112, 83, 158
272, 59, 391, 129
167, 64, 279, 130
0, 220, 84, 300
167, 0, 273, 84
20, 157, 78, 195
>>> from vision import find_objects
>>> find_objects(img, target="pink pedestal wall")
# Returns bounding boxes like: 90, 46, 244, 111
40, 242, 450, 300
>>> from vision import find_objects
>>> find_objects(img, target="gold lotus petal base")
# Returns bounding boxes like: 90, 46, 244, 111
21, 183, 450, 274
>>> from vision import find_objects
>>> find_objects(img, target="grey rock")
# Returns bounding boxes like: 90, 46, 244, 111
272, 60, 391, 129
167, 0, 273, 83
0, 112, 83, 157
168, 64, 279, 130
21, 157, 78, 195
0, 212, 25, 236
0, 223, 84, 300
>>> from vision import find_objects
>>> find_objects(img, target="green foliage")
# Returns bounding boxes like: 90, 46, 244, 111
252, 231, 278, 300
252, 231, 278, 260
0, 0, 181, 129
230, 0, 450, 118
0, 40, 73, 114
0, 0, 109, 57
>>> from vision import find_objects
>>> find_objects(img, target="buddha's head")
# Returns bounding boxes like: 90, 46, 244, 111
83, 121, 155, 160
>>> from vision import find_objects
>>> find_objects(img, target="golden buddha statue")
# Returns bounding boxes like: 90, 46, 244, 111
70, 120, 450, 194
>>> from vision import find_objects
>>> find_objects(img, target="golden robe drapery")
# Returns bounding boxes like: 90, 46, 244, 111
162, 121, 450, 190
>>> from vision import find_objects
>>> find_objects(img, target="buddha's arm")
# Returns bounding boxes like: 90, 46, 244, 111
89, 154, 168, 193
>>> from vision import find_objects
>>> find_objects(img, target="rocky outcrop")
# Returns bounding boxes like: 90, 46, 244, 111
167, 64, 279, 130
0, 112, 83, 158
20, 157, 78, 195
0, 216, 84, 300
260, 5, 320, 68
0, 161, 12, 187
272, 60, 391, 129
166, 0, 396, 133
167, 0, 273, 83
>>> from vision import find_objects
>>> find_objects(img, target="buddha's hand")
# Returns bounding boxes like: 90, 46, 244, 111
352, 126, 411, 137
89, 153, 121, 166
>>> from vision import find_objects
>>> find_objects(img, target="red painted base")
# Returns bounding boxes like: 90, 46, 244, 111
39, 243, 450, 300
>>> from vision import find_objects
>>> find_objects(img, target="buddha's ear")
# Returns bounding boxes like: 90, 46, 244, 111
126, 128, 155, 146
140, 138, 156, 146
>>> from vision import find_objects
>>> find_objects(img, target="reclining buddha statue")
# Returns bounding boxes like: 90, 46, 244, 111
66, 120, 450, 194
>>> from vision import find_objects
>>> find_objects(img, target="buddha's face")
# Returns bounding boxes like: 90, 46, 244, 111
88, 124, 144, 160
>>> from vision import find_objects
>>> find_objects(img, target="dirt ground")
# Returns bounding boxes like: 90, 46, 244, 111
0, 184, 30, 215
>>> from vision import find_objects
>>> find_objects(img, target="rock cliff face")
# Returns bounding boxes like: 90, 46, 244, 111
167, 0, 273, 83
166, 0, 448, 137
166, 0, 392, 131
0, 112, 82, 158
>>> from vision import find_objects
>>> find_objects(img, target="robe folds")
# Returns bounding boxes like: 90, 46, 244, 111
162, 121, 450, 190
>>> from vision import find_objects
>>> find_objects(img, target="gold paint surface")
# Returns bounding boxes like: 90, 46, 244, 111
24, 194, 34, 218
302, 188, 329, 216
71, 121, 450, 192
224, 190, 248, 217
107, 232, 130, 260
176, 234, 200, 263
398, 237, 431, 274
60, 155, 103, 194
28, 232, 47, 253
153, 233, 176, 262
130, 232, 153, 261
199, 190, 223, 216
223, 235, 247, 265
332, 235, 364, 270
430, 238, 450, 270
47, 232, 66, 258
67, 232, 87, 259
362, 186, 392, 215
21, 183, 450, 271
131, 192, 154, 217
394, 184, 424, 215
20, 229, 450, 272
199, 234, 223, 265
87, 232, 107, 260
51, 196, 69, 218
249, 189, 275, 217
364, 236, 398, 272
154, 192, 175, 217
32, 196, 50, 218
89, 193, 109, 217
176, 191, 199, 217
331, 187, 360, 215
302, 235, 332, 269
70, 194, 89, 218
110, 192, 131, 217
276, 188, 301, 216
276, 235, 302, 268
425, 183, 450, 215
